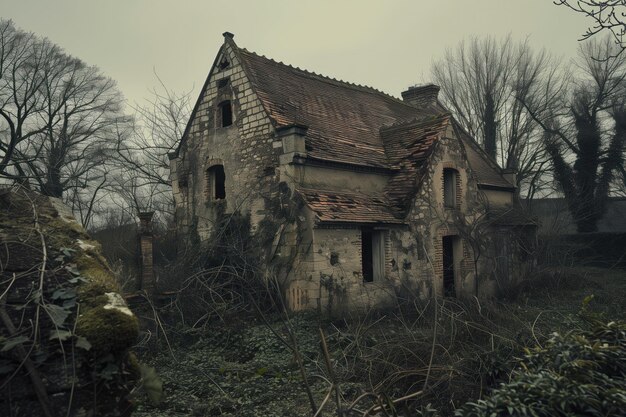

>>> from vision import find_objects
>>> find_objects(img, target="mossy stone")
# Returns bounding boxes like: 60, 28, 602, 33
76, 307, 139, 354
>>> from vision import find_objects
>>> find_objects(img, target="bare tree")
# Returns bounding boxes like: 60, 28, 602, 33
35, 62, 126, 198
431, 36, 565, 198
523, 37, 626, 232
0, 19, 128, 204
555, 0, 626, 54
0, 19, 54, 180
108, 76, 192, 224
115, 75, 192, 189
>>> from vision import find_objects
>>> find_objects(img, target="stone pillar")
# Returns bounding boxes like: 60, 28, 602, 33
277, 124, 308, 165
138, 211, 155, 293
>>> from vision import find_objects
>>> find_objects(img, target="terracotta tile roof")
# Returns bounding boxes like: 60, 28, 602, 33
382, 115, 450, 214
237, 48, 445, 168
177, 37, 516, 224
296, 188, 403, 225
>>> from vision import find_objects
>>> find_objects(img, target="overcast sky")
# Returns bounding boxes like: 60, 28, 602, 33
1, 0, 590, 107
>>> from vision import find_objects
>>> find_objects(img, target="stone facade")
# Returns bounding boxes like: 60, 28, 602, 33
170, 33, 535, 314
170, 34, 280, 240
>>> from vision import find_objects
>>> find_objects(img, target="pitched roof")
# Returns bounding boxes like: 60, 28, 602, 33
236, 44, 512, 189
452, 122, 515, 189
176, 35, 516, 225
237, 48, 445, 168
382, 115, 450, 214
296, 188, 403, 225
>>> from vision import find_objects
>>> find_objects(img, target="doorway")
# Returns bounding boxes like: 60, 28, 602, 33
362, 228, 385, 283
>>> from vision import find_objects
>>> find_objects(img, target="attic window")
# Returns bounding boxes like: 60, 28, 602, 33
217, 78, 229, 89
444, 168, 458, 208
219, 58, 230, 70
206, 165, 226, 201
217, 100, 233, 127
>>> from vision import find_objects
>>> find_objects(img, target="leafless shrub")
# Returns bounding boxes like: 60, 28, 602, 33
140, 211, 281, 332
321, 297, 540, 416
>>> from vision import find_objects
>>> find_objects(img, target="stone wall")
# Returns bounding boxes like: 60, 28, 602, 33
528, 197, 626, 234
401, 129, 482, 298
285, 226, 398, 314
171, 40, 281, 240
276, 124, 524, 312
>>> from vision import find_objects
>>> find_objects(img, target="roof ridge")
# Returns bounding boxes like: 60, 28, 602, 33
238, 48, 410, 105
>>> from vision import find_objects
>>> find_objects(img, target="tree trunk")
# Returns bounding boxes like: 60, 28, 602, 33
484, 94, 498, 161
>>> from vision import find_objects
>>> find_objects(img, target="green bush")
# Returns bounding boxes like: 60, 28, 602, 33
456, 319, 626, 417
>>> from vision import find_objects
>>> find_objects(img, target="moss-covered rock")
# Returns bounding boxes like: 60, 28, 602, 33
76, 306, 139, 355
0, 188, 140, 417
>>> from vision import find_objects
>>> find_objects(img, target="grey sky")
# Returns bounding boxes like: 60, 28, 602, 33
1, 0, 589, 106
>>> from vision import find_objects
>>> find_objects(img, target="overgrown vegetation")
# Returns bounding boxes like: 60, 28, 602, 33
153, 211, 281, 327
130, 248, 625, 417
0, 188, 143, 417
457, 315, 625, 417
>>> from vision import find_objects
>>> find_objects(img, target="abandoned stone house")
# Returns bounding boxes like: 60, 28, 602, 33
169, 32, 535, 312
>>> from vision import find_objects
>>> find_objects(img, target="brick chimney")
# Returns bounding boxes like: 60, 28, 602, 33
401, 84, 440, 109
138, 211, 155, 294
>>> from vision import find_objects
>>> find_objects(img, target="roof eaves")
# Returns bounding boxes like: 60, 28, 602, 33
294, 154, 396, 173
315, 219, 406, 227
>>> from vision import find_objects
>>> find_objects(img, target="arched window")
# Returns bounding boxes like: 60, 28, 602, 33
206, 165, 226, 201
443, 168, 458, 208
217, 100, 232, 127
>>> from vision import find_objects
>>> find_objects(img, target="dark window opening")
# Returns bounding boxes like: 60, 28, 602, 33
217, 101, 232, 127
362, 229, 374, 283
362, 228, 385, 283
443, 236, 456, 297
444, 168, 458, 208
217, 78, 229, 89
206, 165, 226, 201
219, 59, 230, 70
